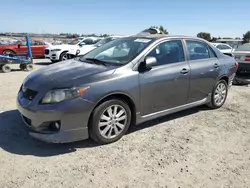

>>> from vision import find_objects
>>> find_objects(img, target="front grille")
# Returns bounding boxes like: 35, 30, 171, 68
22, 87, 38, 101
44, 49, 49, 55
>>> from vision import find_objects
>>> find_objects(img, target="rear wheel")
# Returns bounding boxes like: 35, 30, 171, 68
25, 64, 34, 71
1, 64, 11, 73
207, 80, 228, 109
89, 99, 131, 144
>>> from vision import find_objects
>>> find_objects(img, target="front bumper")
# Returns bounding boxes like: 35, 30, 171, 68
50, 52, 61, 61
17, 92, 95, 143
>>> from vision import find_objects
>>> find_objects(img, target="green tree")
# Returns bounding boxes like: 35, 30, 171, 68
150, 25, 168, 34
243, 31, 250, 43
197, 32, 211, 41
235, 37, 241, 40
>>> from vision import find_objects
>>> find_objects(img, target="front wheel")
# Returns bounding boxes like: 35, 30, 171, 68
89, 99, 131, 144
59, 52, 67, 61
207, 80, 228, 109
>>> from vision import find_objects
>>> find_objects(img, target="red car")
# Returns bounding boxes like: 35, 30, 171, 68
0, 39, 48, 57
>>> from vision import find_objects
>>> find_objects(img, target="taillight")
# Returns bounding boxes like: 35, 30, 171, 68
245, 56, 250, 61
235, 62, 239, 69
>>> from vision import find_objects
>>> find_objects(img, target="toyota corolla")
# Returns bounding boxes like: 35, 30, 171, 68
17, 33, 237, 144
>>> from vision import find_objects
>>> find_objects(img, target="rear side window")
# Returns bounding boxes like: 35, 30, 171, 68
186, 40, 216, 60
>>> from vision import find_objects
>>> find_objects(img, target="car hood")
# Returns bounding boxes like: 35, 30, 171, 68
47, 44, 76, 50
79, 46, 97, 55
23, 59, 116, 91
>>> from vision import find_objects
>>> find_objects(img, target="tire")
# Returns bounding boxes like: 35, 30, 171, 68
25, 64, 34, 71
19, 64, 26, 70
3, 50, 15, 56
89, 99, 131, 144
207, 80, 228, 109
59, 52, 67, 61
1, 64, 11, 73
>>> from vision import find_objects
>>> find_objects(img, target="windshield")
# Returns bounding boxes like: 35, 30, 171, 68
68, 39, 80, 45
94, 37, 114, 47
79, 37, 154, 65
235, 43, 250, 51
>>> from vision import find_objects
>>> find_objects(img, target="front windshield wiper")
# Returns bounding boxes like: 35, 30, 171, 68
85, 58, 107, 66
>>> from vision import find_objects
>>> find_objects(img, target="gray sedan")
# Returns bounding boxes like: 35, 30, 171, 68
17, 34, 237, 144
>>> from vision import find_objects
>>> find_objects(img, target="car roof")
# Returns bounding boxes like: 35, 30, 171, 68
128, 34, 207, 41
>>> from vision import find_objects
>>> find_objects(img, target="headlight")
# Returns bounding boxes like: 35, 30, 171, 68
41, 87, 89, 104
51, 49, 61, 52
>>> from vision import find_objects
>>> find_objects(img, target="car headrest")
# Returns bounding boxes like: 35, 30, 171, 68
194, 46, 207, 53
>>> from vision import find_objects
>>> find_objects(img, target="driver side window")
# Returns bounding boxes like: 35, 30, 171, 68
20, 41, 27, 46
146, 40, 185, 66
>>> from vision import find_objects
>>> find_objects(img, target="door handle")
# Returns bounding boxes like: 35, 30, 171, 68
214, 63, 220, 68
180, 68, 189, 74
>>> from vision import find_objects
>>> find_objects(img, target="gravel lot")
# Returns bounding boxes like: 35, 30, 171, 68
0, 59, 250, 188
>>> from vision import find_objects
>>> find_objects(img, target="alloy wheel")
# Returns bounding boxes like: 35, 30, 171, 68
214, 82, 227, 106
98, 105, 127, 139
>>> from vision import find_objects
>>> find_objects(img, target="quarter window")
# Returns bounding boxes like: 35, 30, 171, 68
146, 40, 185, 66
186, 40, 214, 60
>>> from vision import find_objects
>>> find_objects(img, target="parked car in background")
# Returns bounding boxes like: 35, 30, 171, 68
0, 39, 48, 57
66, 36, 125, 59
211, 43, 234, 56
233, 43, 250, 84
44, 37, 100, 63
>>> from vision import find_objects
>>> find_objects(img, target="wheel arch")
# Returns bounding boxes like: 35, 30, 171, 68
3, 49, 16, 54
218, 75, 229, 85
88, 92, 137, 128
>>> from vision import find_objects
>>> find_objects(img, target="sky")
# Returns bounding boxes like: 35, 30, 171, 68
0, 0, 249, 38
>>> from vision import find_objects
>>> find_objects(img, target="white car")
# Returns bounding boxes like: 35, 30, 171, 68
211, 43, 235, 56
44, 37, 100, 63
66, 36, 125, 59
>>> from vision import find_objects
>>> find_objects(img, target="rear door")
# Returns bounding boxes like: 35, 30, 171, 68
184, 40, 220, 103
31, 41, 47, 57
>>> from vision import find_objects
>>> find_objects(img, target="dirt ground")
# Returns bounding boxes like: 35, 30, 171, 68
0, 59, 250, 188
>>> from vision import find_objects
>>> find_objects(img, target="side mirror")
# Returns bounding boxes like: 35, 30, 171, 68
145, 56, 157, 68
17, 44, 21, 48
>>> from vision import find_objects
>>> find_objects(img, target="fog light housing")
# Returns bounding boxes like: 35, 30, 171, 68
49, 121, 61, 131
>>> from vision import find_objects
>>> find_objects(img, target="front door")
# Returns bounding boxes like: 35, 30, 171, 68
139, 40, 190, 116
16, 40, 40, 57
184, 40, 220, 103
